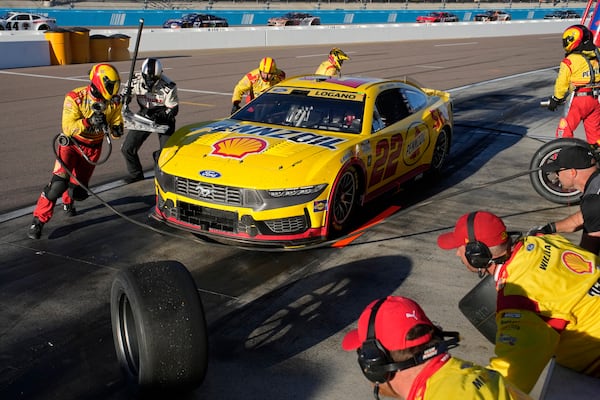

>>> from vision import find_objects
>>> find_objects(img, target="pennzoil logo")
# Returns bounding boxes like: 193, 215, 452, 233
211, 137, 267, 159
403, 123, 430, 165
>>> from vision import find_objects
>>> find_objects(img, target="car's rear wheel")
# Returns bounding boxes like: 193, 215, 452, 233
429, 128, 451, 175
110, 260, 208, 391
329, 167, 360, 234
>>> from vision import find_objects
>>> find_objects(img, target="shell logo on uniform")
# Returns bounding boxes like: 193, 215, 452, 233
562, 251, 595, 274
211, 136, 267, 159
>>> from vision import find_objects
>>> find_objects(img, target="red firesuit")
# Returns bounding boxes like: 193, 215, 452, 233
554, 50, 600, 144
32, 86, 123, 224
489, 234, 600, 393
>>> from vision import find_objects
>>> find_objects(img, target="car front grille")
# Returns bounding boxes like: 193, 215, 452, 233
264, 216, 308, 234
176, 177, 242, 206
178, 201, 238, 233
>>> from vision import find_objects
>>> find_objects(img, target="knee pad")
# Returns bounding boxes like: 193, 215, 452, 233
69, 183, 89, 201
43, 175, 69, 202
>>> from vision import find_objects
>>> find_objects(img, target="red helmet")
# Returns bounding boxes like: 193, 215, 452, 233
562, 24, 593, 53
89, 63, 120, 100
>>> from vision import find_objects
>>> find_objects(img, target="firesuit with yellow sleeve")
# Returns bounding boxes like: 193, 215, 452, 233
549, 24, 600, 144
407, 354, 531, 400
315, 48, 350, 77
28, 63, 123, 240
488, 234, 600, 393
231, 57, 285, 114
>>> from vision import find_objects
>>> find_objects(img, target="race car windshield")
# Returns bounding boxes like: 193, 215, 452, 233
232, 91, 365, 134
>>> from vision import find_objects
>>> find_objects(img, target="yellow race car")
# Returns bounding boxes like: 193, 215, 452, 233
153, 75, 453, 247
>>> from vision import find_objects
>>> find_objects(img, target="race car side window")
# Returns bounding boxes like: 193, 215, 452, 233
402, 88, 427, 112
375, 89, 409, 126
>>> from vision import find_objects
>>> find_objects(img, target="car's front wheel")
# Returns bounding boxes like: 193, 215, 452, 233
328, 167, 360, 235
110, 261, 208, 391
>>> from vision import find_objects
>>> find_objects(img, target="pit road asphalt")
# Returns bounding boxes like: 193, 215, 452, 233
2, 36, 600, 399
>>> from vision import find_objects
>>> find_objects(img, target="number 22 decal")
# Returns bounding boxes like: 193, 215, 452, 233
369, 133, 403, 187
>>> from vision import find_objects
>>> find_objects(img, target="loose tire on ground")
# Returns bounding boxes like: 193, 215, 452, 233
529, 138, 589, 205
110, 260, 208, 391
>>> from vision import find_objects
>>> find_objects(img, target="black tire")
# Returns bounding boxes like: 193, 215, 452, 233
529, 138, 589, 204
329, 167, 360, 234
429, 128, 451, 175
110, 261, 208, 391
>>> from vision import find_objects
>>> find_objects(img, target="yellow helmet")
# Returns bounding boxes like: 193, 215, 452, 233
259, 57, 277, 74
329, 48, 349, 69
562, 24, 592, 53
89, 63, 120, 100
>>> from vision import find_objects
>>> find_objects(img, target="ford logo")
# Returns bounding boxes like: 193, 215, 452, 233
199, 170, 221, 178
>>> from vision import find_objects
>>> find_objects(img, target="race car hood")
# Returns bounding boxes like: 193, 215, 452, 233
158, 119, 349, 187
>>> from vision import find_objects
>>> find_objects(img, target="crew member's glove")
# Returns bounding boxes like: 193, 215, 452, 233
85, 113, 107, 129
231, 101, 241, 115
547, 96, 563, 112
110, 124, 124, 139
527, 222, 556, 236
155, 108, 175, 123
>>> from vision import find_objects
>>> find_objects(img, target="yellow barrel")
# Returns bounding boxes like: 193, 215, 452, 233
69, 27, 90, 64
109, 34, 130, 62
89, 34, 110, 63
44, 28, 72, 65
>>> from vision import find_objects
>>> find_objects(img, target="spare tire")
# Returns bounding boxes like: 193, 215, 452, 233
110, 260, 208, 390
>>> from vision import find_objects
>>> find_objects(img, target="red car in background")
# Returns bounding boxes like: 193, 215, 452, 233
416, 12, 459, 23
267, 12, 321, 26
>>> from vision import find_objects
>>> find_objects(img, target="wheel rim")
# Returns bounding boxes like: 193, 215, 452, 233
116, 293, 140, 376
536, 148, 581, 199
431, 130, 448, 170
333, 170, 357, 225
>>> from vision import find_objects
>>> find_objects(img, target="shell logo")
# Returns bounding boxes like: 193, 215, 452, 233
211, 136, 267, 159
562, 251, 594, 274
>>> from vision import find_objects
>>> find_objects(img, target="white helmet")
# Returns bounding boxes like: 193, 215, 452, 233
141, 58, 163, 89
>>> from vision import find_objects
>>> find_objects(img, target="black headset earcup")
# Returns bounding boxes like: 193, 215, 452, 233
357, 339, 395, 384
465, 241, 493, 269
465, 212, 493, 269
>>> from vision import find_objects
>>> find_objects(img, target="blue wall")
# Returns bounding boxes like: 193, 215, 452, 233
0, 7, 586, 27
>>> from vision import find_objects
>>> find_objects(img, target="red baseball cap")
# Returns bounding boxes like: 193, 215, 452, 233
437, 211, 508, 250
342, 296, 435, 351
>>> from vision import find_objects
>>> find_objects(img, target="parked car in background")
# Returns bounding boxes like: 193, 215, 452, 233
416, 12, 459, 23
267, 12, 321, 26
0, 12, 57, 31
474, 10, 511, 21
162, 13, 228, 28
544, 10, 581, 19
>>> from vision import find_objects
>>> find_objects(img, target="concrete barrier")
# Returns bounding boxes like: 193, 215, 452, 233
0, 31, 50, 69
0, 19, 574, 69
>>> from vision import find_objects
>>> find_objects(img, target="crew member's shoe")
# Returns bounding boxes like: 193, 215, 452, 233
28, 217, 44, 240
63, 202, 77, 217
124, 175, 144, 184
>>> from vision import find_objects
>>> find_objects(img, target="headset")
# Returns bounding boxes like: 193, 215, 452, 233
357, 298, 460, 385
465, 212, 494, 270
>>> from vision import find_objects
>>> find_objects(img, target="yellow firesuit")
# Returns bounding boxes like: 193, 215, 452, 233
407, 354, 531, 400
62, 86, 123, 145
231, 67, 286, 104
315, 59, 340, 77
553, 50, 600, 99
489, 234, 600, 393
